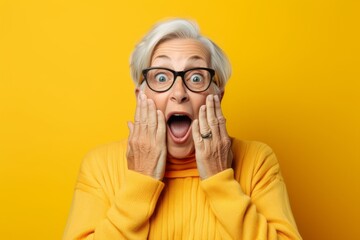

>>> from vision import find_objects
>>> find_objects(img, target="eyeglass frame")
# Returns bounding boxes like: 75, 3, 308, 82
141, 67, 217, 93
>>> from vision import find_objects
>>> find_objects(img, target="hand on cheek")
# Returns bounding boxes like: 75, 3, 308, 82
192, 94, 233, 180
126, 92, 167, 180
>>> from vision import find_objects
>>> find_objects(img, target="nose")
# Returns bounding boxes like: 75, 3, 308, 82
170, 76, 189, 103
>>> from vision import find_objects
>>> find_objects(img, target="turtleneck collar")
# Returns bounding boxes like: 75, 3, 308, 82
164, 153, 199, 178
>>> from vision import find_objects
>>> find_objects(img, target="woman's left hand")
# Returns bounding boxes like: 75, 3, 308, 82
192, 94, 233, 180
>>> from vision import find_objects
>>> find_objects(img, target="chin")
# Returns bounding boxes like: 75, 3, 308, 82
167, 144, 195, 159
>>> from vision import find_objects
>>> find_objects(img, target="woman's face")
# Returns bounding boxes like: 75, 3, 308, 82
142, 38, 220, 159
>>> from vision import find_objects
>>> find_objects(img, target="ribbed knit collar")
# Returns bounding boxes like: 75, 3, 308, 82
164, 153, 199, 178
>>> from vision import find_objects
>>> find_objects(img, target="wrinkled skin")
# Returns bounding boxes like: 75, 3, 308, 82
127, 93, 167, 180
127, 38, 232, 180
192, 94, 233, 179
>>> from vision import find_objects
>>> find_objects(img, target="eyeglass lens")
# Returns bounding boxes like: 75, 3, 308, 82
145, 68, 212, 92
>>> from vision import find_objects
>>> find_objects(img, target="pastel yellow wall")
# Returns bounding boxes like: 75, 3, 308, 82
1, 0, 359, 239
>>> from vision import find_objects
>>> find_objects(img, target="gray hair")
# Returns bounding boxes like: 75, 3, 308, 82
130, 18, 231, 90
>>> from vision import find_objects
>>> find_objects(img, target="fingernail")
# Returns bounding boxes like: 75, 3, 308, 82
214, 95, 219, 102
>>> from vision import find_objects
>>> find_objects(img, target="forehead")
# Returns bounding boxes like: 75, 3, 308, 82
151, 38, 210, 66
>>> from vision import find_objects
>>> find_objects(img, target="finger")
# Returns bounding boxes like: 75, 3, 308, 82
127, 121, 134, 139
213, 94, 223, 118
214, 94, 229, 138
206, 94, 220, 138
140, 92, 148, 132
147, 99, 157, 138
156, 110, 166, 143
198, 105, 211, 136
133, 92, 142, 138
191, 119, 203, 145
134, 91, 142, 123
126, 121, 134, 159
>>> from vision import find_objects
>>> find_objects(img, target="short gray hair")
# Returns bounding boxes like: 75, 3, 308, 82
130, 18, 231, 90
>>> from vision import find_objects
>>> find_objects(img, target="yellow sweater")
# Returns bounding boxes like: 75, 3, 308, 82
63, 139, 302, 240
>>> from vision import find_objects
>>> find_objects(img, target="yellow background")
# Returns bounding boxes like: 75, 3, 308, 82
1, 0, 359, 239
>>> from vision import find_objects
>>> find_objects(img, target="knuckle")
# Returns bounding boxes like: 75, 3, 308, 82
129, 138, 136, 146
148, 121, 157, 128
208, 118, 218, 126
200, 128, 212, 135
217, 116, 226, 124
222, 138, 231, 148
138, 141, 151, 153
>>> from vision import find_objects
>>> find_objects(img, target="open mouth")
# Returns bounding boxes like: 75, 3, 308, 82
167, 114, 192, 139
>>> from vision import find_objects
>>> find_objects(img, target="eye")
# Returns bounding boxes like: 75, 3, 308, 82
155, 73, 169, 83
190, 74, 203, 83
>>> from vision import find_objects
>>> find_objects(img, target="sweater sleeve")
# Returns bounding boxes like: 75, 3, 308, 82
63, 147, 164, 240
200, 143, 302, 240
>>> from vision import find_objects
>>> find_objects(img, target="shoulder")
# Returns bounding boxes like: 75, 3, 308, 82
70, 140, 128, 202
77, 140, 128, 188
81, 140, 127, 167
230, 138, 281, 183
231, 138, 276, 163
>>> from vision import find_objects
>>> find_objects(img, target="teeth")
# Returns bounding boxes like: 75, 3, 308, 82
173, 114, 185, 116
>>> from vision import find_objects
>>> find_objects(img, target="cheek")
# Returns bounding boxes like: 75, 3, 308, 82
190, 88, 217, 118
144, 89, 167, 111
191, 95, 208, 118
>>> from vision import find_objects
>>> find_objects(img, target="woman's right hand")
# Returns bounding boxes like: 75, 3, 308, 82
126, 92, 167, 180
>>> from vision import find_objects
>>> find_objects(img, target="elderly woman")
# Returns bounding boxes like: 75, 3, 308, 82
63, 19, 302, 240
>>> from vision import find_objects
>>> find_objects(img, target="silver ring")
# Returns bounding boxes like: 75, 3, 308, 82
201, 131, 212, 139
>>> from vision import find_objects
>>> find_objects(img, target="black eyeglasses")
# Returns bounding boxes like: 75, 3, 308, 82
141, 67, 216, 93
